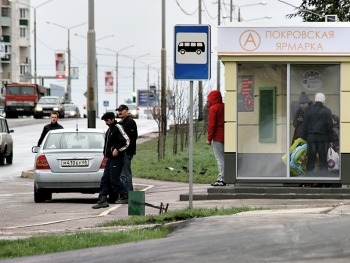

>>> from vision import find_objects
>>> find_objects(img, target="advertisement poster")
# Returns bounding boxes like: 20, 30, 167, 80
55, 52, 66, 79
237, 75, 254, 112
105, 71, 114, 93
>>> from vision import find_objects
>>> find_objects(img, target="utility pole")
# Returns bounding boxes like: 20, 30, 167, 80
198, 0, 203, 121
160, 0, 167, 159
87, 0, 96, 128
217, 0, 221, 91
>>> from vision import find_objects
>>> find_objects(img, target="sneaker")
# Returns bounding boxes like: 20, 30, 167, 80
211, 180, 226, 186
92, 196, 109, 209
115, 193, 128, 204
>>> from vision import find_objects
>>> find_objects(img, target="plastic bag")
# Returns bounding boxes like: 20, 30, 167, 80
327, 147, 339, 171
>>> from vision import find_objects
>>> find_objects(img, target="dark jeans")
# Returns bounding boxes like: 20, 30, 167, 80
306, 139, 329, 175
121, 154, 134, 192
99, 157, 127, 197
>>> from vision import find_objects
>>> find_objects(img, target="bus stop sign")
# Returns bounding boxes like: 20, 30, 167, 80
174, 25, 211, 80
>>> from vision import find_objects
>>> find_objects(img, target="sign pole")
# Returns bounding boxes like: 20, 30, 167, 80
189, 80, 194, 209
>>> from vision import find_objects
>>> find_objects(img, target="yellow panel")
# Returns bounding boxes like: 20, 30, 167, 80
341, 63, 350, 92
225, 91, 236, 122
340, 92, 350, 122
341, 123, 350, 153
225, 122, 236, 152
224, 63, 236, 91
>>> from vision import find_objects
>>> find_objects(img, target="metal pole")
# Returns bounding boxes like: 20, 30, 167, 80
116, 52, 119, 107
161, 0, 167, 137
198, 0, 203, 121
34, 8, 37, 84
230, 0, 233, 22
87, 0, 96, 128
217, 0, 221, 91
132, 59, 135, 93
189, 80, 194, 209
67, 28, 71, 103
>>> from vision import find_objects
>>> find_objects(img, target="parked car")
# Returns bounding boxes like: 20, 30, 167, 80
0, 116, 14, 165
64, 104, 80, 118
34, 96, 65, 119
126, 104, 139, 119
31, 128, 106, 203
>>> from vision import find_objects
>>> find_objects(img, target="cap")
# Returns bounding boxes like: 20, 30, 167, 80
116, 104, 129, 111
298, 92, 310, 104
101, 112, 115, 120
315, 93, 325, 103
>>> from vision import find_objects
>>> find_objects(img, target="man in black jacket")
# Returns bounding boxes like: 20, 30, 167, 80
116, 104, 138, 192
92, 112, 130, 209
37, 111, 63, 146
301, 93, 333, 176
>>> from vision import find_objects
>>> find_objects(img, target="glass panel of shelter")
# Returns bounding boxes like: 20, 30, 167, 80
236, 63, 340, 180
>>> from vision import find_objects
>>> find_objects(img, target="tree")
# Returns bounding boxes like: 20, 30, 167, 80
285, 0, 350, 22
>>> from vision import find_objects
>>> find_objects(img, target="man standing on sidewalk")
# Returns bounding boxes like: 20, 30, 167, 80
92, 112, 130, 209
206, 90, 225, 186
116, 104, 138, 192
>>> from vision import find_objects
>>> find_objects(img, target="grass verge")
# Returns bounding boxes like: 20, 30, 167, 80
0, 206, 258, 260
133, 129, 218, 184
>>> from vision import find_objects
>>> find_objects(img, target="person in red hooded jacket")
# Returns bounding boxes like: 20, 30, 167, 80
206, 90, 225, 186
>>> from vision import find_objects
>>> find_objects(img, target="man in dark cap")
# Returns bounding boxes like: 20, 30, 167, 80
116, 104, 138, 192
92, 112, 130, 209
291, 92, 311, 144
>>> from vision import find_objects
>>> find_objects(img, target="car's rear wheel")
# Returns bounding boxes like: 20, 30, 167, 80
0, 151, 5, 165
5, 151, 13, 164
34, 184, 52, 203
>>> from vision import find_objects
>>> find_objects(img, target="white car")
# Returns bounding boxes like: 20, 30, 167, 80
0, 116, 14, 165
31, 128, 106, 203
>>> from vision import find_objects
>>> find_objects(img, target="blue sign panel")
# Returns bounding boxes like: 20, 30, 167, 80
174, 25, 211, 80
103, 100, 109, 107
138, 90, 157, 107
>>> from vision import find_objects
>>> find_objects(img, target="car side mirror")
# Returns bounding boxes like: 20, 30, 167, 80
32, 146, 39, 153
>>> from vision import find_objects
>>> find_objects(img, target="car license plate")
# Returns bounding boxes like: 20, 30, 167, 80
61, 160, 89, 167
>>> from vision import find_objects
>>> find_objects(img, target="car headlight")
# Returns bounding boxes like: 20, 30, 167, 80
35, 106, 43, 111
53, 107, 59, 111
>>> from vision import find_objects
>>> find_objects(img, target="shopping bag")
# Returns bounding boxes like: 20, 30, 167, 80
327, 147, 339, 171
290, 143, 308, 176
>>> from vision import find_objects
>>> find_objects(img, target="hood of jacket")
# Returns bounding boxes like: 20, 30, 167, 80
207, 90, 222, 107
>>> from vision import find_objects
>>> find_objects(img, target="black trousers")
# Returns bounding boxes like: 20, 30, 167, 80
306, 139, 329, 174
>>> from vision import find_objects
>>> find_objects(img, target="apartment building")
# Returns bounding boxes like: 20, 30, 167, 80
0, 0, 31, 107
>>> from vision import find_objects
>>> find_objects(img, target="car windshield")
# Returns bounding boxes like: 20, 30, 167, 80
43, 132, 104, 150
64, 105, 76, 111
39, 98, 60, 104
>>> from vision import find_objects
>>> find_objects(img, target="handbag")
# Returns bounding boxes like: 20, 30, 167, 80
327, 147, 340, 171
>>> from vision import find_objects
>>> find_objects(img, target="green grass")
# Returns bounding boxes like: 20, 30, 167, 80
133, 130, 218, 184
0, 229, 171, 260
0, 207, 259, 260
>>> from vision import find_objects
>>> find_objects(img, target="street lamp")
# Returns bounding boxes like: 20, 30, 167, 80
102, 45, 134, 108
225, 1, 267, 22
130, 53, 149, 93
46, 21, 86, 103
243, 15, 272, 22
10, 0, 54, 84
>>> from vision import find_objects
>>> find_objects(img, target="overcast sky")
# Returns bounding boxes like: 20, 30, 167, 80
29, 0, 300, 115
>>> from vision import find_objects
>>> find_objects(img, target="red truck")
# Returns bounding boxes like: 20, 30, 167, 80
4, 83, 47, 118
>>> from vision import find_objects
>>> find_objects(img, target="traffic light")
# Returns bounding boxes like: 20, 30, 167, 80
132, 96, 136, 103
